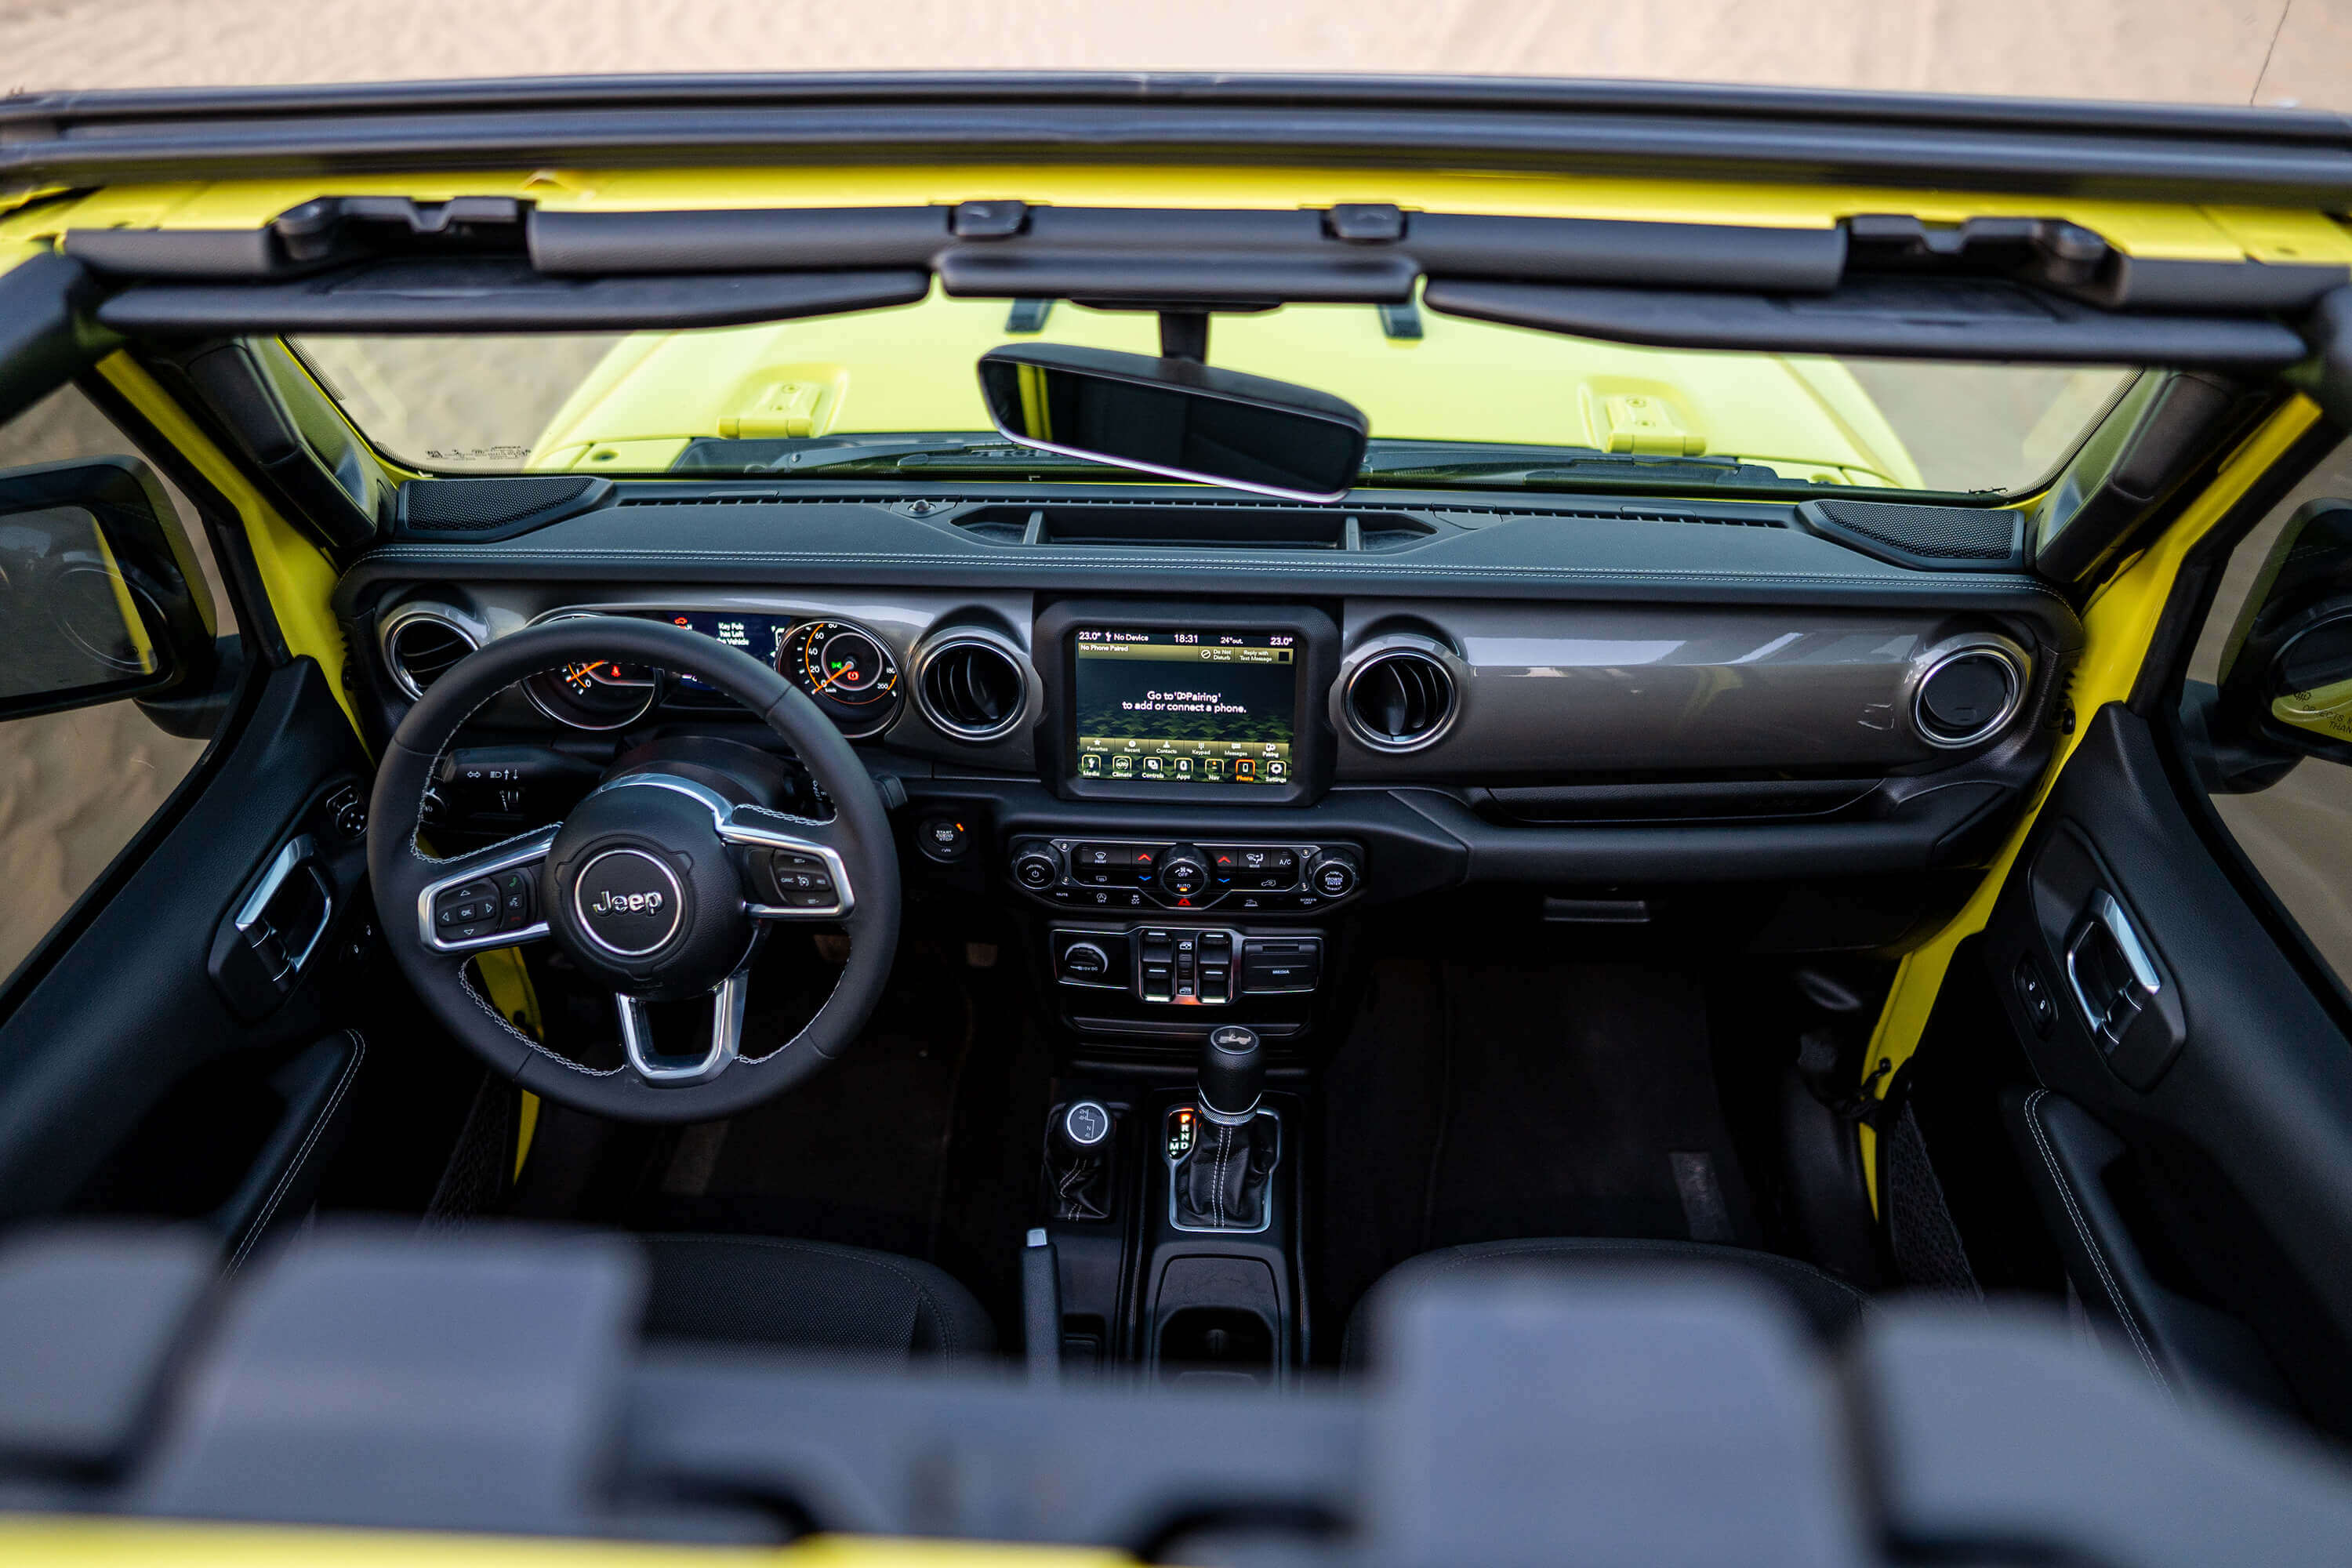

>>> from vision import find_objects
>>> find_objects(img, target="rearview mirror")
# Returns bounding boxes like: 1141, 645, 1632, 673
977, 343, 1370, 503
0, 456, 217, 722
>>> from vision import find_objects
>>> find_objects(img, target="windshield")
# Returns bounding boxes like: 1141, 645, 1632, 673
291, 290, 2132, 498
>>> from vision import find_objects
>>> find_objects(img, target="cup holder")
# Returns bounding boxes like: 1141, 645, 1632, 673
1159, 1305, 1275, 1381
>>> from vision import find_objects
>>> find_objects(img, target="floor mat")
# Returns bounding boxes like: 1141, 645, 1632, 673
1318, 954, 1759, 1346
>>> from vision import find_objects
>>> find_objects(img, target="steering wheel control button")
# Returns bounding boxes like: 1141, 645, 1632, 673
495, 869, 538, 930
766, 849, 839, 909
574, 848, 684, 956
434, 878, 502, 941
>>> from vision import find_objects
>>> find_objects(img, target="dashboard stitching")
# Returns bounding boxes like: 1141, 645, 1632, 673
353, 549, 2069, 601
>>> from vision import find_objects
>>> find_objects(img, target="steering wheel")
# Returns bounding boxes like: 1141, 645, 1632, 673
366, 616, 901, 1123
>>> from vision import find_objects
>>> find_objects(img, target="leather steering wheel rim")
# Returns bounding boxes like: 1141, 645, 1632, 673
366, 615, 901, 1123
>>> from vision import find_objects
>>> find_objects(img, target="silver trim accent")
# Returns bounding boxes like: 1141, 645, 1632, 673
1907, 635, 2030, 750
775, 616, 905, 739
1334, 636, 1462, 753
236, 835, 334, 978
416, 826, 558, 955
594, 773, 855, 920
2067, 890, 2162, 1047
572, 848, 684, 956
1166, 1106, 1280, 1234
911, 627, 1037, 742
379, 604, 482, 700
617, 969, 746, 1084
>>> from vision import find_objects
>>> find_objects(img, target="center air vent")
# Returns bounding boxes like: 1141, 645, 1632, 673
1341, 643, 1459, 752
381, 608, 479, 699
916, 633, 1030, 742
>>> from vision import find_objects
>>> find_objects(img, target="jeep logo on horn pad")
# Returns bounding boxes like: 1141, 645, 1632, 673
574, 848, 684, 956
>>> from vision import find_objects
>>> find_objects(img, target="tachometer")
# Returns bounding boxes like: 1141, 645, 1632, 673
777, 619, 902, 738
523, 656, 660, 730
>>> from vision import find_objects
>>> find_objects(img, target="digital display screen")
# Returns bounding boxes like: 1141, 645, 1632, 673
1072, 628, 1296, 785
644, 612, 790, 691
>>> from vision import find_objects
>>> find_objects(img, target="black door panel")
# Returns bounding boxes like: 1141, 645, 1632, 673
1980, 702, 2352, 1421
0, 658, 372, 1220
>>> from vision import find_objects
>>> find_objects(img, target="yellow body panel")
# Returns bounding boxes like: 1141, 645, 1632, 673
89, 354, 358, 732
0, 1519, 1124, 1568
1855, 394, 2326, 1204
524, 290, 1918, 486
10, 165, 2352, 265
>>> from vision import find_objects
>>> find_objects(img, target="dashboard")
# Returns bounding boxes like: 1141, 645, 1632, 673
337, 482, 2083, 1034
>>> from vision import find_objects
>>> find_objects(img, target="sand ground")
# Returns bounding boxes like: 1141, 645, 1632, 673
5, 1, 2352, 984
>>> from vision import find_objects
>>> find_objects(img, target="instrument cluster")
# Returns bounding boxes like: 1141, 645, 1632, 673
518, 610, 904, 736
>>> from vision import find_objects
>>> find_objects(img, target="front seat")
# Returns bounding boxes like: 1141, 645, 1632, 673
638, 1233, 996, 1359
1344, 1237, 1870, 1365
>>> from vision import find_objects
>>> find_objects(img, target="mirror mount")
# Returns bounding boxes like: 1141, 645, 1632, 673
1158, 310, 1210, 364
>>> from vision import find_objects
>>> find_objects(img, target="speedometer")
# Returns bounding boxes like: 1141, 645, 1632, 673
777, 619, 902, 738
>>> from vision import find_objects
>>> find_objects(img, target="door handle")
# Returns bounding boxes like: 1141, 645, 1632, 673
2065, 890, 2161, 1050
212, 836, 336, 1021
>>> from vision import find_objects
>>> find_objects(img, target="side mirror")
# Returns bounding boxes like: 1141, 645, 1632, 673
0, 456, 217, 722
976, 343, 1370, 503
2209, 498, 2352, 779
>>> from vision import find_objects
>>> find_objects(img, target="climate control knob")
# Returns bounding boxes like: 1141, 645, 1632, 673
1012, 847, 1061, 889
1307, 848, 1361, 899
1160, 843, 1210, 898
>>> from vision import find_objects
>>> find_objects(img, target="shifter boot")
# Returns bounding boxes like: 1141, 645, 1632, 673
1175, 1112, 1278, 1229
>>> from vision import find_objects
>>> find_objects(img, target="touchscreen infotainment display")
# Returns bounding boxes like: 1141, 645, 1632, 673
1072, 628, 1295, 785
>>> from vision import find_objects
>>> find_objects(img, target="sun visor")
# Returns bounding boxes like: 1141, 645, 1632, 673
1423, 276, 2312, 368
93, 260, 930, 334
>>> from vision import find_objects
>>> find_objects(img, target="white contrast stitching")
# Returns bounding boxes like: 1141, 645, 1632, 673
229, 1030, 368, 1272
351, 546, 2073, 604
2024, 1089, 2175, 1402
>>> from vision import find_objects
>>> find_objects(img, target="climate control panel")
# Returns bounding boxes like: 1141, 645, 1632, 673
1009, 836, 1361, 914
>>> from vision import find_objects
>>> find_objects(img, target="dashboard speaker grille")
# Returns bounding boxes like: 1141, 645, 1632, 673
398, 477, 604, 534
917, 637, 1026, 741
383, 613, 477, 698
1345, 648, 1457, 750
1801, 498, 2024, 568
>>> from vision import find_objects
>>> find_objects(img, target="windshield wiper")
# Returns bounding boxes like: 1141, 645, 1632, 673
671, 434, 1125, 477
1355, 441, 1825, 490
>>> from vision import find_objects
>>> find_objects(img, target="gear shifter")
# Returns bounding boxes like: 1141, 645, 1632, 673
1174, 1025, 1279, 1229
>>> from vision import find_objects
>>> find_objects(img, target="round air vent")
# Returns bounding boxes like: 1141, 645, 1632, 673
915, 633, 1030, 742
1911, 638, 2027, 749
382, 608, 480, 699
1341, 644, 1459, 752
